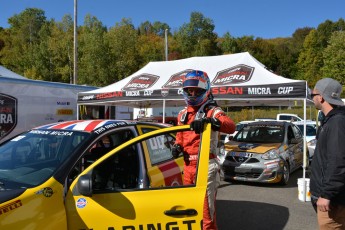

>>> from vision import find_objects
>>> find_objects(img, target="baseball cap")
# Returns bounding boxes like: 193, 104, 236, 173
314, 78, 344, 106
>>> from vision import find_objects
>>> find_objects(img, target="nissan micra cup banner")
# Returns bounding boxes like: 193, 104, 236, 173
79, 64, 306, 103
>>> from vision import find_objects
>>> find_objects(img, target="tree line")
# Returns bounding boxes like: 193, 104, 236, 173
0, 8, 344, 88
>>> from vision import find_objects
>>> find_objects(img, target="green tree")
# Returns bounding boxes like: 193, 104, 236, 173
297, 19, 345, 85
234, 35, 255, 53
296, 30, 323, 85
105, 18, 140, 81
78, 14, 111, 86
24, 20, 54, 81
174, 12, 219, 58
47, 15, 75, 83
152, 21, 170, 37
1, 8, 47, 75
271, 27, 312, 78
321, 31, 345, 85
138, 21, 153, 35
251, 38, 279, 72
217, 32, 239, 54
138, 33, 165, 63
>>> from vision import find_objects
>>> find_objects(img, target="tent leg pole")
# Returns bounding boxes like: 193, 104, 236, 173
303, 98, 307, 201
162, 100, 166, 123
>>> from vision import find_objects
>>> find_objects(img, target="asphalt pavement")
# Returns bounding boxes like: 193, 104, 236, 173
216, 168, 318, 230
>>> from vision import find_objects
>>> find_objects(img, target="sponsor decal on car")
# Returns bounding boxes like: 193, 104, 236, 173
238, 143, 259, 150
76, 198, 87, 209
92, 220, 198, 230
229, 151, 253, 158
36, 187, 54, 197
0, 200, 22, 215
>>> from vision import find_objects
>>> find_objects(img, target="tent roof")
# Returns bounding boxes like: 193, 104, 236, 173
0, 66, 27, 79
78, 52, 312, 107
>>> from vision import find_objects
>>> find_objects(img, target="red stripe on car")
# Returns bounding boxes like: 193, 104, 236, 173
157, 160, 183, 186
84, 120, 104, 132
49, 120, 84, 129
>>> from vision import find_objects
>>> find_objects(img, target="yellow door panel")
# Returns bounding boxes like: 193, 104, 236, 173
65, 124, 211, 230
67, 188, 203, 229
0, 178, 67, 229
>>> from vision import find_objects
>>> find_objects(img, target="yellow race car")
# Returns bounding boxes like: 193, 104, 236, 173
0, 120, 212, 229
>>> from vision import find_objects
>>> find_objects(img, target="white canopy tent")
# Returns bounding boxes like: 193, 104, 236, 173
78, 52, 311, 108
0, 66, 27, 79
78, 52, 313, 199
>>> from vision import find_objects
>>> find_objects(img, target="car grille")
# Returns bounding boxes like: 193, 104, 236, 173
223, 168, 264, 179
225, 155, 260, 164
234, 172, 262, 179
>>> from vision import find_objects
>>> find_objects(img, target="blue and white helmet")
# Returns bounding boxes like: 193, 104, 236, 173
182, 70, 211, 106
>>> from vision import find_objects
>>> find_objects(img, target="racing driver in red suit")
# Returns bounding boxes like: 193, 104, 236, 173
173, 70, 235, 230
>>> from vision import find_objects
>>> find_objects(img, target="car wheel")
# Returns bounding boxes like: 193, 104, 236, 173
279, 161, 290, 185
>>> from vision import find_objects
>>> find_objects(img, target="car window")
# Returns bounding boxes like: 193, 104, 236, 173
141, 127, 176, 165
234, 125, 284, 143
292, 125, 302, 139
71, 129, 135, 179
287, 126, 294, 139
306, 126, 316, 136
83, 130, 183, 192
0, 130, 89, 189
145, 134, 175, 165
92, 144, 139, 191
297, 125, 316, 136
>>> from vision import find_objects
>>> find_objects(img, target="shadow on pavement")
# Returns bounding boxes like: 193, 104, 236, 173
216, 200, 289, 230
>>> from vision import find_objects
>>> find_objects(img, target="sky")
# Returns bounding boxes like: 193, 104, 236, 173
1, 0, 345, 39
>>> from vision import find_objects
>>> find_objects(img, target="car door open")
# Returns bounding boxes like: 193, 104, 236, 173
65, 124, 212, 229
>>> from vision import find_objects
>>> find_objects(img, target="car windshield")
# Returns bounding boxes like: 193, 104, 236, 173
297, 125, 316, 136
0, 129, 90, 189
233, 125, 284, 143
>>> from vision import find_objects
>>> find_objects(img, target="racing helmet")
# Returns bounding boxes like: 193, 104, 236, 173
182, 70, 211, 106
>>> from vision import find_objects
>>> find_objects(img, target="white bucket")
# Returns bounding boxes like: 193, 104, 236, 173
297, 178, 311, 202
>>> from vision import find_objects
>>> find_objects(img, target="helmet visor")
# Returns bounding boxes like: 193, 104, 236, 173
183, 79, 207, 89
183, 88, 206, 97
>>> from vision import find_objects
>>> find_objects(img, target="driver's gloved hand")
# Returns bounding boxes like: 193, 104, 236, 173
190, 117, 220, 134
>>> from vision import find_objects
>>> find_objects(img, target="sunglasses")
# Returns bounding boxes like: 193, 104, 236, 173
183, 88, 205, 96
310, 93, 320, 98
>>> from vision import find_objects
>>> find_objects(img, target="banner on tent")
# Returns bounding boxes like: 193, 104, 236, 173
78, 82, 307, 103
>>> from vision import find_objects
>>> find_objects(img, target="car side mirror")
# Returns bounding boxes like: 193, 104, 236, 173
77, 174, 93, 197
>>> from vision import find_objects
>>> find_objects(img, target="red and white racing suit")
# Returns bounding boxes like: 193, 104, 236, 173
175, 104, 235, 230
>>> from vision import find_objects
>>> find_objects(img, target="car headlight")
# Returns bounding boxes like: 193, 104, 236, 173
262, 149, 279, 160
307, 139, 317, 147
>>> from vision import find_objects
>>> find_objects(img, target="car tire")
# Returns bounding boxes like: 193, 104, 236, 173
279, 161, 290, 185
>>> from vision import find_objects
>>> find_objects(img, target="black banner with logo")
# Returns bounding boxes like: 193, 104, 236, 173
78, 82, 307, 103
0, 94, 18, 140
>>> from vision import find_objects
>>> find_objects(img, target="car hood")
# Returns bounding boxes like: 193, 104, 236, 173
224, 142, 282, 154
